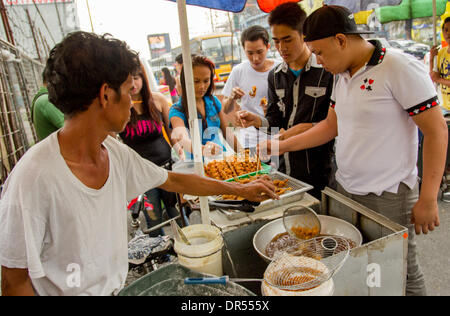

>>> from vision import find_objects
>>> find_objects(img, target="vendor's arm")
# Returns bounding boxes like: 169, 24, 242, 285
159, 172, 278, 202
412, 107, 446, 234
1, 267, 35, 296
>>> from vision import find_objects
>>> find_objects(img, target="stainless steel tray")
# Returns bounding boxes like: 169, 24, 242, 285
210, 171, 314, 214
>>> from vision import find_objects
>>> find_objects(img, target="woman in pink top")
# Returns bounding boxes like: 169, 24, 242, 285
160, 67, 179, 103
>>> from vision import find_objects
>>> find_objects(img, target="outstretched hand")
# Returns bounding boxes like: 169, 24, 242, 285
235, 110, 261, 128
240, 177, 279, 202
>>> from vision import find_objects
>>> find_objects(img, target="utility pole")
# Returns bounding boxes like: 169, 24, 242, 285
209, 9, 215, 33
0, 0, 15, 45
227, 12, 234, 63
25, 9, 42, 63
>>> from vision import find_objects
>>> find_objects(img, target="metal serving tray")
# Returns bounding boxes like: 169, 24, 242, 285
210, 170, 314, 214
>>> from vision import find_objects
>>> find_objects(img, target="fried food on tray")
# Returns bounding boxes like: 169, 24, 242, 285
204, 150, 262, 181
249, 86, 257, 98
221, 194, 245, 201
219, 174, 293, 201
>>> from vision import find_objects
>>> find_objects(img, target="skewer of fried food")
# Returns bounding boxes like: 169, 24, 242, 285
254, 149, 261, 175
235, 98, 246, 129
226, 160, 239, 179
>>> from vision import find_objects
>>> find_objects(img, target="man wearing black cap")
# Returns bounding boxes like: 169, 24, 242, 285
237, 2, 335, 199
260, 5, 448, 296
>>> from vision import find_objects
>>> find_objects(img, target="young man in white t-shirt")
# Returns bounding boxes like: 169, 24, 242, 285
0, 32, 278, 296
260, 6, 447, 296
221, 25, 277, 148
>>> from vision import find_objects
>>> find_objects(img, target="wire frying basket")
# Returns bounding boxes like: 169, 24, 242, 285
263, 236, 350, 292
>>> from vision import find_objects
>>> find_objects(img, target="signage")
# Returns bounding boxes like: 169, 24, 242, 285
148, 33, 171, 60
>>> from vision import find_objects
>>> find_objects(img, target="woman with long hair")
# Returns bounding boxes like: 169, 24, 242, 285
160, 67, 178, 103
120, 64, 178, 236
169, 55, 241, 157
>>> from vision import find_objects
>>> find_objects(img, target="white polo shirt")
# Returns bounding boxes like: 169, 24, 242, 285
222, 60, 277, 148
331, 40, 439, 196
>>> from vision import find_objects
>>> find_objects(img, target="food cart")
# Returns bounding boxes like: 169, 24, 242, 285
120, 0, 411, 297
122, 157, 408, 296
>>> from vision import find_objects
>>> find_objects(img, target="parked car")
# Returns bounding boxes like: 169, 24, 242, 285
388, 39, 416, 50
404, 43, 430, 60
368, 38, 405, 55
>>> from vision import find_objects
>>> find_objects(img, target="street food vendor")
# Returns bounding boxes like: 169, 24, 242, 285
237, 3, 335, 199
259, 6, 447, 296
0, 32, 278, 296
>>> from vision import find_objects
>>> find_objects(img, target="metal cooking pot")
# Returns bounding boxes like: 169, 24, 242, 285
253, 215, 363, 263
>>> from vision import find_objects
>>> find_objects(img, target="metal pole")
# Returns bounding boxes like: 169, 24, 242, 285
85, 0, 95, 33
433, 0, 437, 46
0, 0, 15, 45
32, 0, 56, 45
177, 0, 211, 225
54, 2, 65, 39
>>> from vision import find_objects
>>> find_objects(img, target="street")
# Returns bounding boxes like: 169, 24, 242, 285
416, 195, 450, 296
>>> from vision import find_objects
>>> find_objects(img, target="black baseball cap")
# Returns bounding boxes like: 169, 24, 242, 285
304, 5, 374, 42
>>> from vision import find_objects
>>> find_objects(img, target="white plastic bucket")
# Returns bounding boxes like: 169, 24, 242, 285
174, 224, 224, 276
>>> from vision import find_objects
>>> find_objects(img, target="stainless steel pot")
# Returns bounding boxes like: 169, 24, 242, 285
253, 215, 363, 263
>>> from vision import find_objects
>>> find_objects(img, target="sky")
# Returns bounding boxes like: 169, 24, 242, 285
76, 0, 230, 61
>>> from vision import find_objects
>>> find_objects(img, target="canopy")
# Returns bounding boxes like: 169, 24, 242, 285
168, 0, 301, 13
323, 0, 403, 13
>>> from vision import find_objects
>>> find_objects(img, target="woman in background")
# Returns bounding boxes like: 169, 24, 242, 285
160, 67, 179, 103
120, 65, 179, 237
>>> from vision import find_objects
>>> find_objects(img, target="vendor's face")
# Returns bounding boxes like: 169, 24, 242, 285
244, 39, 270, 71
193, 65, 211, 99
107, 75, 134, 132
307, 36, 348, 75
271, 24, 305, 65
